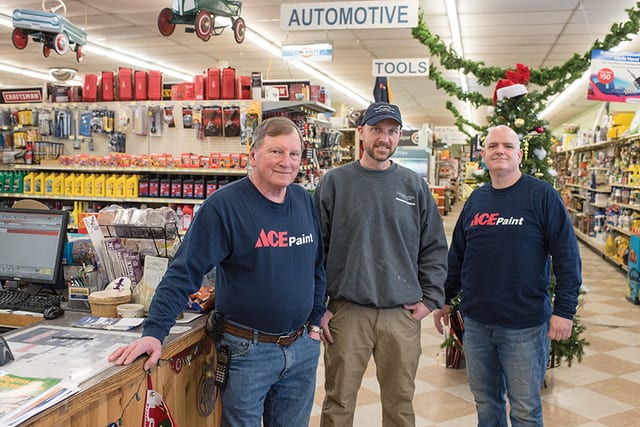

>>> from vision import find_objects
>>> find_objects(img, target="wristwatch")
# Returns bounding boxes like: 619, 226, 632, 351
309, 325, 322, 334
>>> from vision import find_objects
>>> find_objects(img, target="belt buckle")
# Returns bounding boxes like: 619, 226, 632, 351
275, 329, 298, 346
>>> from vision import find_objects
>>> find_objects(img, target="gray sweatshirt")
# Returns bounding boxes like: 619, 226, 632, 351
313, 161, 447, 310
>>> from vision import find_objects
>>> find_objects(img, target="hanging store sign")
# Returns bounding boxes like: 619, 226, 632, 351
372, 58, 429, 77
1, 88, 44, 104
434, 126, 467, 145
282, 43, 333, 62
281, 1, 418, 31
588, 49, 640, 103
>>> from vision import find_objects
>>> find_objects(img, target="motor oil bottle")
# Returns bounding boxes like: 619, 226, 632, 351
22, 171, 35, 194
84, 173, 95, 197
44, 171, 56, 195
126, 174, 139, 198
182, 176, 194, 199
115, 174, 126, 198
105, 174, 117, 198
33, 171, 45, 195
53, 172, 64, 195
94, 173, 106, 197
193, 176, 205, 199
74, 173, 85, 197
64, 173, 75, 196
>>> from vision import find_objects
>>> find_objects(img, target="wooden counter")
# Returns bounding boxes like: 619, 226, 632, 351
3, 311, 220, 427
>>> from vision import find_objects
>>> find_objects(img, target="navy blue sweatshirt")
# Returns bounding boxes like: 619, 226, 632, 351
143, 177, 326, 342
445, 174, 581, 328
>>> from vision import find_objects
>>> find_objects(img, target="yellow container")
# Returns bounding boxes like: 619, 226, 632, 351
33, 172, 45, 195
53, 173, 64, 195
44, 172, 56, 195
105, 174, 117, 198
94, 174, 106, 197
64, 173, 75, 196
22, 172, 35, 194
84, 173, 95, 197
74, 173, 85, 197
115, 174, 126, 198
126, 175, 139, 198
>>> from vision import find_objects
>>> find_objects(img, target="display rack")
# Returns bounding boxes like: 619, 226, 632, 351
104, 222, 181, 258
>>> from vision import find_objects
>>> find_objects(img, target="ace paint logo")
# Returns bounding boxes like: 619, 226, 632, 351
469, 212, 524, 227
255, 229, 314, 248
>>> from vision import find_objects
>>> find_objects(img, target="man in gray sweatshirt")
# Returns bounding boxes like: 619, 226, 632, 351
314, 102, 448, 426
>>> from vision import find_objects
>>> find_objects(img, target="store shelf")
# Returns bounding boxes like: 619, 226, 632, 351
261, 100, 335, 114
5, 164, 248, 176
0, 192, 206, 205
574, 228, 628, 272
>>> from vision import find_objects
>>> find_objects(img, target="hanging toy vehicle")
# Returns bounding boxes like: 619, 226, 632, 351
11, 1, 87, 62
157, 0, 246, 44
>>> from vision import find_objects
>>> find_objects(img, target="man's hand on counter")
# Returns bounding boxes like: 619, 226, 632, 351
108, 336, 162, 371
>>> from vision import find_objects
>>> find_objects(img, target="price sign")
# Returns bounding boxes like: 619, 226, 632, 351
597, 67, 614, 84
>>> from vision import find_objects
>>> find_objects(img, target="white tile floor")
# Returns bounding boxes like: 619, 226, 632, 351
309, 200, 640, 426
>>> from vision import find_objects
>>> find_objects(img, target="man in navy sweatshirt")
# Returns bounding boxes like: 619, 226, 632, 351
434, 124, 582, 426
109, 117, 326, 427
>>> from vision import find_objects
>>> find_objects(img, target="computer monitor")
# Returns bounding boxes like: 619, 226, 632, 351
0, 207, 69, 287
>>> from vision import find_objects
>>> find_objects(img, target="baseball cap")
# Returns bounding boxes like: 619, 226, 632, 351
361, 102, 402, 127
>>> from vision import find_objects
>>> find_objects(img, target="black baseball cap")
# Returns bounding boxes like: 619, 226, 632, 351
361, 102, 402, 127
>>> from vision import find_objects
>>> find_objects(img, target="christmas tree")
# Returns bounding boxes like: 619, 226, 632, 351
478, 64, 556, 185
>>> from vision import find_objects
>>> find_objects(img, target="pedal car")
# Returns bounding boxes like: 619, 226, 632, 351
11, 8, 87, 62
158, 0, 245, 44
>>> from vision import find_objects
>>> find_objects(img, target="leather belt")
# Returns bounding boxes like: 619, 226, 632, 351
222, 322, 304, 346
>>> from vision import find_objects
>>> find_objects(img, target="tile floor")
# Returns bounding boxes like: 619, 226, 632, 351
309, 200, 640, 426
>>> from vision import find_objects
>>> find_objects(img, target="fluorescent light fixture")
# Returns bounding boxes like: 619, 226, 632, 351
0, 15, 11, 28
445, 0, 473, 128
291, 60, 370, 108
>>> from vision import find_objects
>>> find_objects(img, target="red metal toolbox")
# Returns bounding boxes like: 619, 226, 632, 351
117, 67, 133, 101
134, 70, 147, 101
82, 73, 98, 102
221, 67, 236, 100
206, 68, 221, 100
148, 70, 163, 101
100, 71, 114, 101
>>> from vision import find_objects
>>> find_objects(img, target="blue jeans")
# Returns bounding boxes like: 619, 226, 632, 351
462, 316, 550, 427
218, 327, 321, 427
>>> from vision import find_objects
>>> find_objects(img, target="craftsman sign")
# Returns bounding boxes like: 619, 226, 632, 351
372, 58, 429, 77
1, 88, 44, 104
281, 1, 418, 30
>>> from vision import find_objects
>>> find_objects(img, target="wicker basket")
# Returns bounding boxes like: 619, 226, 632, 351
89, 290, 132, 318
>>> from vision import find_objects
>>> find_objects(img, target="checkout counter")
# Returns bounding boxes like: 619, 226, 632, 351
0, 310, 221, 427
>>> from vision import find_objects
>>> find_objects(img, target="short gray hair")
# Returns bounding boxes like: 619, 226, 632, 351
251, 117, 304, 150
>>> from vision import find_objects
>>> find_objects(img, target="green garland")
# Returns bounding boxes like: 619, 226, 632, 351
412, 2, 640, 131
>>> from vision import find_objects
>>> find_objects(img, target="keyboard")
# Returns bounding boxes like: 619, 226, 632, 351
0, 289, 62, 313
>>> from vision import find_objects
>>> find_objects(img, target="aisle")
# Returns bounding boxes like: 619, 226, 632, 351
309, 200, 640, 427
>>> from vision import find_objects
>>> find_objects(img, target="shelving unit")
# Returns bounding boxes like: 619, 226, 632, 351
553, 133, 640, 272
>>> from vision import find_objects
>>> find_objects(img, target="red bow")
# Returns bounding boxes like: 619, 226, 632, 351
505, 63, 530, 85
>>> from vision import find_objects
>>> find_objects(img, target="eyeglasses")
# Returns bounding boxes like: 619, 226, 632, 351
368, 125, 401, 137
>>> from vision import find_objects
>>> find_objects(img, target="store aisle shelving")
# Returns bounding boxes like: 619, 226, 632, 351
309, 200, 640, 426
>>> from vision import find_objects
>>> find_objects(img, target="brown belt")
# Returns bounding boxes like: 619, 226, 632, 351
222, 322, 305, 346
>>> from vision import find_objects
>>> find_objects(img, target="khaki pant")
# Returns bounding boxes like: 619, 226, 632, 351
320, 299, 422, 427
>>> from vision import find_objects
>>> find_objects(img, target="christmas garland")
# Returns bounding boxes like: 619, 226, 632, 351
412, 2, 640, 131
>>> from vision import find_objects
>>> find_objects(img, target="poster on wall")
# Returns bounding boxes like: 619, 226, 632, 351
587, 50, 640, 103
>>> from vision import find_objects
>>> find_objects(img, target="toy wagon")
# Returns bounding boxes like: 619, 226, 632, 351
11, 8, 87, 62
158, 0, 246, 44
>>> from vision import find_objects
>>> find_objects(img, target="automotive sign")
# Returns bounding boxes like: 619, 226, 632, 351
281, 1, 418, 31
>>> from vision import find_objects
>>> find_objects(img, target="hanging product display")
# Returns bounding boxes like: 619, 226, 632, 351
11, 7, 87, 62
156, 0, 246, 44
